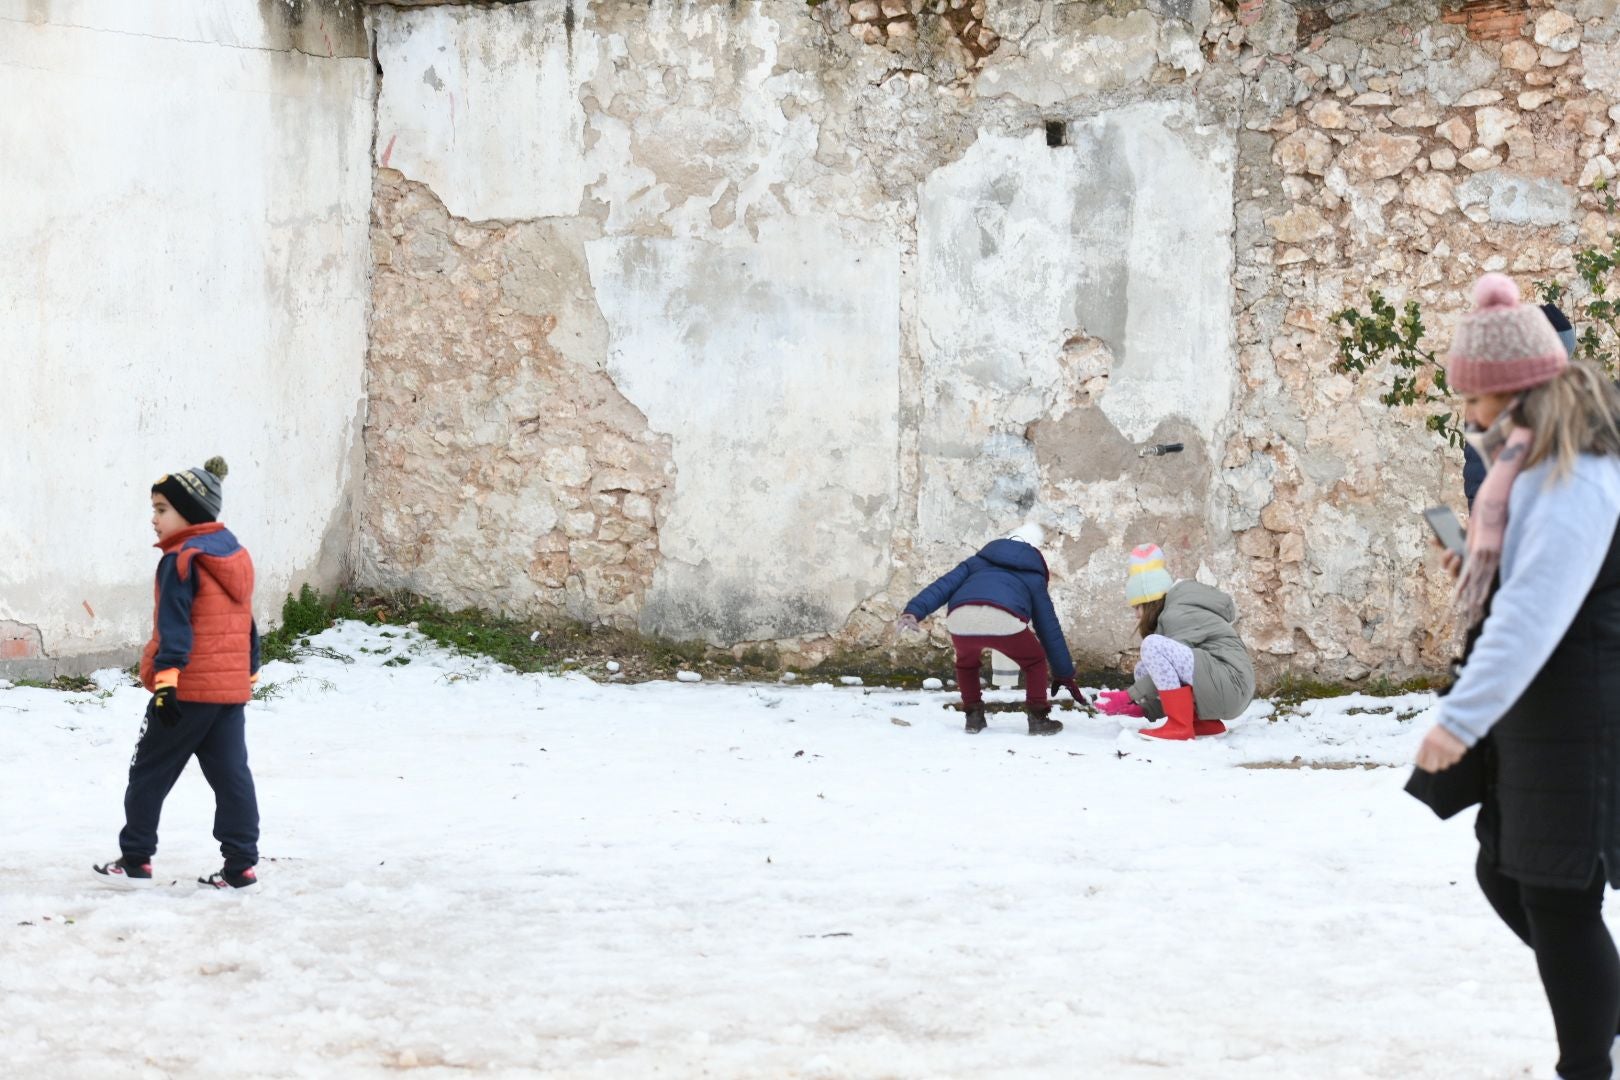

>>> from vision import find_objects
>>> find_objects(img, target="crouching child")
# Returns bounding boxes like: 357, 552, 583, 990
897, 527, 1079, 736
1096, 544, 1255, 741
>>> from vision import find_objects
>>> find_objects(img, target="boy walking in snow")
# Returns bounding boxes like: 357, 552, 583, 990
94, 457, 262, 890
898, 525, 1079, 736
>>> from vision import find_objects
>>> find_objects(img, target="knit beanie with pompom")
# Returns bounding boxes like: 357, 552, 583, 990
1126, 543, 1173, 606
152, 456, 228, 525
1445, 273, 1569, 396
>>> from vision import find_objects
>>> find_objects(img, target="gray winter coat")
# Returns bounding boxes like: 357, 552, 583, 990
1128, 581, 1256, 721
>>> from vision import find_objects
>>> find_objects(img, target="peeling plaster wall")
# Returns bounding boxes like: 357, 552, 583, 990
586, 224, 902, 644
367, 0, 915, 647
912, 101, 1238, 665
363, 0, 1620, 679
0, 0, 374, 675
373, 2, 592, 220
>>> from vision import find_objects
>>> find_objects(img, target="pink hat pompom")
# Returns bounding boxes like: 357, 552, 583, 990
1472, 272, 1521, 311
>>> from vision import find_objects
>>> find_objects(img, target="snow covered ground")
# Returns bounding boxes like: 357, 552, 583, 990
0, 623, 1582, 1079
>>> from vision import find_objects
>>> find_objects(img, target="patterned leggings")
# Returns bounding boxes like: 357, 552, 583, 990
1134, 634, 1196, 692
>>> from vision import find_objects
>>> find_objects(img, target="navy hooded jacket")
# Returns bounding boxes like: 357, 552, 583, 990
903, 539, 1075, 679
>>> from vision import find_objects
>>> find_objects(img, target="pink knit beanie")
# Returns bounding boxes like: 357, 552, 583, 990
1445, 273, 1569, 396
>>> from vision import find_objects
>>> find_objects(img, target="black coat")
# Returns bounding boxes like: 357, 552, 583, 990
1476, 519, 1620, 889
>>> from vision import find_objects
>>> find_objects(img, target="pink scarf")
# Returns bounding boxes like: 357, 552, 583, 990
1456, 420, 1534, 626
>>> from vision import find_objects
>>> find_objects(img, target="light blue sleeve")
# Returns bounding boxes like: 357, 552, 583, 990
1438, 461, 1620, 746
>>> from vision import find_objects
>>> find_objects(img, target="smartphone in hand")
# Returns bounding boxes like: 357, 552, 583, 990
1423, 505, 1467, 557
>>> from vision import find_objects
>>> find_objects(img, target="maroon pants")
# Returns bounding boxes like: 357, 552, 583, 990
951, 629, 1048, 708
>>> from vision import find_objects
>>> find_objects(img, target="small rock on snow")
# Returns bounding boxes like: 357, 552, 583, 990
676, 671, 702, 683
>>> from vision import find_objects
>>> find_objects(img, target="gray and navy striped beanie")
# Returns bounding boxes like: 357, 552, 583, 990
153, 456, 228, 525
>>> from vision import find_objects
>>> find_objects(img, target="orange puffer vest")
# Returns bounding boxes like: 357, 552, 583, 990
139, 523, 256, 704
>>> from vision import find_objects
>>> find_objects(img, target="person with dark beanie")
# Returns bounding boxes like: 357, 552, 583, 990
1416, 276, 1620, 1079
1462, 302, 1576, 506
93, 456, 263, 891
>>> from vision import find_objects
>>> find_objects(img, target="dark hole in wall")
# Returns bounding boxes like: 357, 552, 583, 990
1295, 6, 1334, 47
1046, 121, 1066, 148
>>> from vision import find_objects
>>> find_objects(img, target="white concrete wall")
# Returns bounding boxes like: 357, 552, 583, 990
0, 0, 375, 673
587, 223, 902, 643
915, 106, 1236, 561
373, 0, 594, 221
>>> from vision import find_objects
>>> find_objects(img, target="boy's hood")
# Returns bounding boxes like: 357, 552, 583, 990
163, 525, 255, 604
976, 538, 1049, 579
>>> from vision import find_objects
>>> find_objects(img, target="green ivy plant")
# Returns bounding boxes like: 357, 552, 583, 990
1535, 183, 1620, 377
1330, 292, 1464, 447
1332, 185, 1618, 443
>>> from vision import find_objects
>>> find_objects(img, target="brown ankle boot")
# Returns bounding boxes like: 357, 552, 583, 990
964, 706, 987, 734
1026, 705, 1063, 736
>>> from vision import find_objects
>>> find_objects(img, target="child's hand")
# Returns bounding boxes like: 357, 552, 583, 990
145, 686, 182, 729
1096, 690, 1145, 718
1049, 676, 1082, 701
894, 614, 922, 638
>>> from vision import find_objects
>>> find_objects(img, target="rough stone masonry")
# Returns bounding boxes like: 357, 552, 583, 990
359, 0, 1618, 681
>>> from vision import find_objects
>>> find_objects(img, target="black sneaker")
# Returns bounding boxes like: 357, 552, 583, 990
93, 856, 154, 889
198, 866, 258, 890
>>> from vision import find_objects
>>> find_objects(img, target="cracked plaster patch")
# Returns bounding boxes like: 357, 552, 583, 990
584, 219, 903, 644
374, 0, 595, 221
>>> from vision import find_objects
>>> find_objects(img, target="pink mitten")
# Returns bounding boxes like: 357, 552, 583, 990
1096, 690, 1146, 718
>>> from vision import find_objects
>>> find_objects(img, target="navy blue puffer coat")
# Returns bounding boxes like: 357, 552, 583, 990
903, 539, 1075, 679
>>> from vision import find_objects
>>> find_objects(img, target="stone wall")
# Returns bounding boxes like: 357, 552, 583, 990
360, 0, 1617, 678
0, 0, 375, 678
1222, 0, 1617, 673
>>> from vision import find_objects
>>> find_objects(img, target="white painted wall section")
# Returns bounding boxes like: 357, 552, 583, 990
587, 220, 903, 644
0, 0, 374, 668
374, 0, 595, 222
919, 102, 1237, 449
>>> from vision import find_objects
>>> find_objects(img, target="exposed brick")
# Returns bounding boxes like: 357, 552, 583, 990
0, 623, 42, 661
1440, 0, 1527, 42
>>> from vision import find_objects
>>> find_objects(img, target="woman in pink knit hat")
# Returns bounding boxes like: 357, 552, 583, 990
1415, 273, 1620, 1080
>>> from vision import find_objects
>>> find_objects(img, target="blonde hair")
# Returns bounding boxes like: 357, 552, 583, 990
1514, 362, 1620, 480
